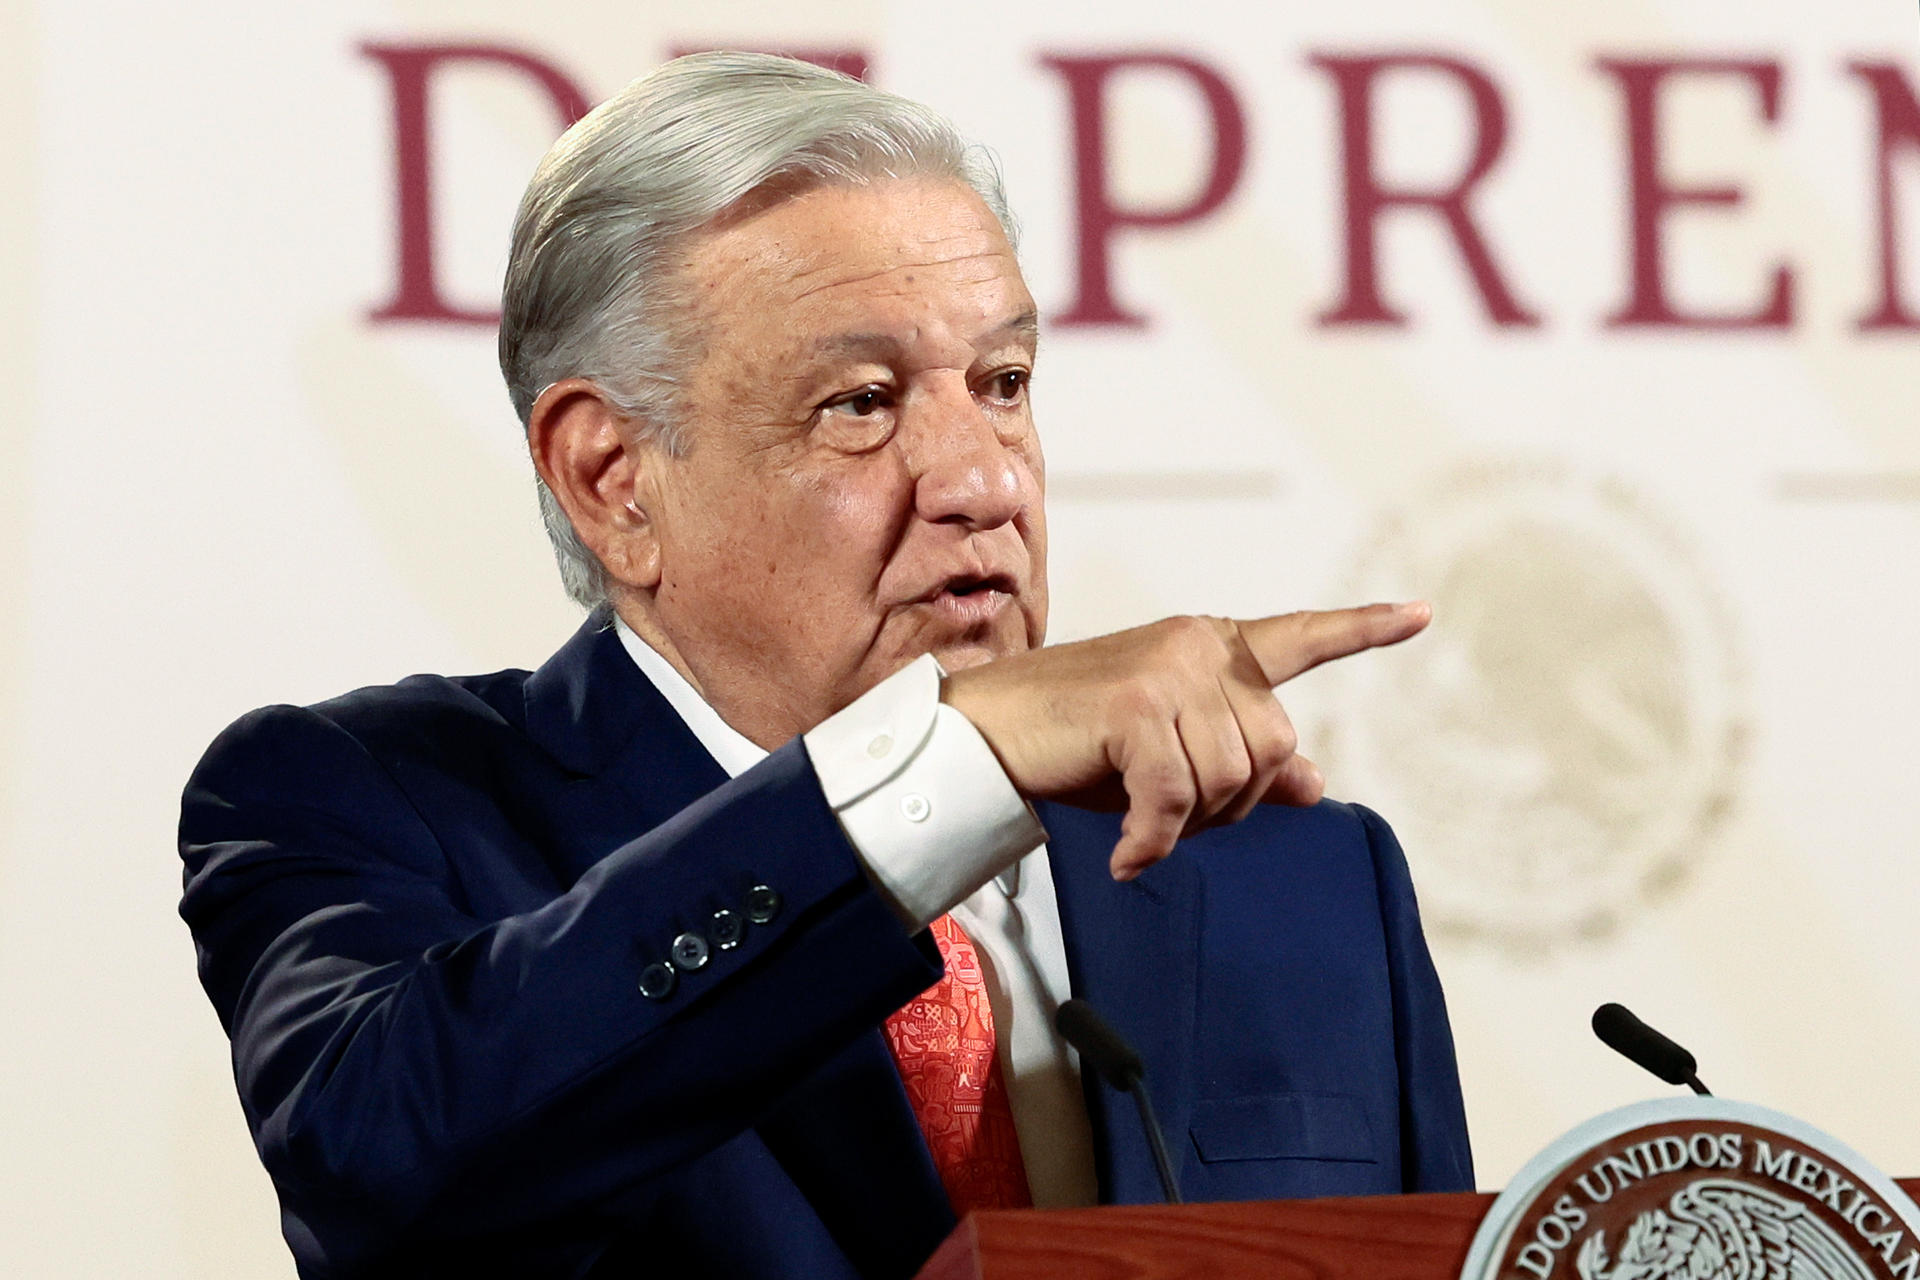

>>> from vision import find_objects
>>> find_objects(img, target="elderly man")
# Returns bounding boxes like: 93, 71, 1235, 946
180, 52, 1470, 1280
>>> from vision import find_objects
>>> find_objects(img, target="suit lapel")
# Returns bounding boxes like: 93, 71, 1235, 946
1039, 803, 1202, 1205
519, 612, 732, 884
521, 612, 952, 1259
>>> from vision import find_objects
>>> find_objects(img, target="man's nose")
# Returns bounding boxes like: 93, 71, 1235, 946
906, 382, 1032, 530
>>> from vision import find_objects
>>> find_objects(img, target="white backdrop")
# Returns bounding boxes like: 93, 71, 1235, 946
3, 1, 1918, 1274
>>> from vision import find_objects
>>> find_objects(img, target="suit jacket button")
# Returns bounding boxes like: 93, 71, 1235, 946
710, 909, 745, 950
638, 961, 677, 1000
671, 931, 710, 971
745, 884, 781, 924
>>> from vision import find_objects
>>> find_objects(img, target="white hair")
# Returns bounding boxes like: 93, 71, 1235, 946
499, 51, 1019, 609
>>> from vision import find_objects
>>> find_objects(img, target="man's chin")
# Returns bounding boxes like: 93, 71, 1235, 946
927, 633, 1029, 673
893, 601, 1043, 675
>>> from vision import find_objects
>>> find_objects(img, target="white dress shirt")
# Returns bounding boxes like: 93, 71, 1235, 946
615, 621, 1099, 1207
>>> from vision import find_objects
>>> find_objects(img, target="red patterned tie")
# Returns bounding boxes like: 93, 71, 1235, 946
882, 914, 1034, 1217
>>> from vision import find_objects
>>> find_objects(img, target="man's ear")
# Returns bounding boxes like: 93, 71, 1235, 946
526, 379, 663, 591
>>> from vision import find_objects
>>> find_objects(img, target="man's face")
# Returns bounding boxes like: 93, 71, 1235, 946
625, 177, 1048, 746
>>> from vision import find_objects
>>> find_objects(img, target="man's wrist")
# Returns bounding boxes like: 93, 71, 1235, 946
803, 655, 1047, 928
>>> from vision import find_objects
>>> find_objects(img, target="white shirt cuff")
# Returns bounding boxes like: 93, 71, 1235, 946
802, 654, 1047, 929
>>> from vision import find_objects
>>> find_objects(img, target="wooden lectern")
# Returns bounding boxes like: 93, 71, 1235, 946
917, 1178, 1920, 1279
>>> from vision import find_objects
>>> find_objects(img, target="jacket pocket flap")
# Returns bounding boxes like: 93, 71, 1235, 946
1189, 1092, 1376, 1164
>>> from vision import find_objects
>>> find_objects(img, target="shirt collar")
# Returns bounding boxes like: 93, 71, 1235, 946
613, 617, 769, 780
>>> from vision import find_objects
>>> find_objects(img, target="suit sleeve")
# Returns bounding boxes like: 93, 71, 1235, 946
1355, 803, 1476, 1193
178, 701, 943, 1273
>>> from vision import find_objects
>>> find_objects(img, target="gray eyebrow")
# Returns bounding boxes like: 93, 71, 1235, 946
996, 311, 1042, 349
806, 310, 1041, 360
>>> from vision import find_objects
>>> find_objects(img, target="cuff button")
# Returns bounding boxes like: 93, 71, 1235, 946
710, 909, 745, 950
745, 884, 782, 924
638, 961, 677, 1001
671, 931, 711, 971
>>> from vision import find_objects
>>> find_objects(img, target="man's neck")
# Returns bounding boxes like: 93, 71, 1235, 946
610, 598, 811, 751
612, 616, 769, 779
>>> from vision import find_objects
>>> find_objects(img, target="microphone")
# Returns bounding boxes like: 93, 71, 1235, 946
1591, 1002, 1711, 1095
1056, 998, 1183, 1203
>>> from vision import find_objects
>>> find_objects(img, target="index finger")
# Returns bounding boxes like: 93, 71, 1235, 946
1233, 601, 1431, 687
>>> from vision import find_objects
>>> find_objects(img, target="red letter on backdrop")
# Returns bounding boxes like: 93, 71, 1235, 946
1598, 58, 1793, 330
1312, 54, 1539, 329
361, 43, 593, 325
1040, 53, 1248, 328
1849, 61, 1920, 332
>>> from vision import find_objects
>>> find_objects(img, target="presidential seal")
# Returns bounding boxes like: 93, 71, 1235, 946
1461, 1098, 1920, 1280
1314, 459, 1744, 950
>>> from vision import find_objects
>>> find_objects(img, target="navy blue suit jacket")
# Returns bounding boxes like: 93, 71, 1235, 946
179, 614, 1472, 1279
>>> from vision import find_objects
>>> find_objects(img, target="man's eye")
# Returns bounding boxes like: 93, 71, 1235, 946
824, 387, 887, 417
984, 369, 1030, 401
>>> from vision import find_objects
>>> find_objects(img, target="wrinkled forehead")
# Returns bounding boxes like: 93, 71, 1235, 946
681, 177, 1032, 353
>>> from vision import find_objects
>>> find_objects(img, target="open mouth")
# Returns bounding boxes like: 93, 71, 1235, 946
939, 573, 1015, 599
917, 572, 1018, 626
